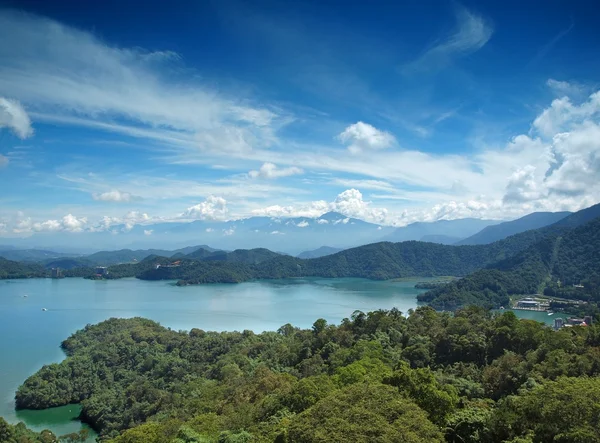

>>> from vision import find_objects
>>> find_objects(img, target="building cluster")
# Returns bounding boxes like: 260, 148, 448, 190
154, 260, 182, 270
95, 266, 109, 277
515, 297, 549, 311
51, 268, 63, 279
553, 316, 593, 331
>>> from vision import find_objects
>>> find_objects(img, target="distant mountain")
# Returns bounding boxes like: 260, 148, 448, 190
383, 218, 499, 243
0, 249, 74, 262
0, 212, 393, 253
183, 247, 280, 264
419, 235, 462, 245
85, 245, 220, 266
43, 258, 93, 270
456, 211, 572, 245
297, 246, 344, 259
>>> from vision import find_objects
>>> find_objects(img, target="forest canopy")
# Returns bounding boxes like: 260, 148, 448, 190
11, 308, 600, 442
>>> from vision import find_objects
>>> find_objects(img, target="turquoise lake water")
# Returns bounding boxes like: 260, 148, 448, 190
0, 277, 561, 439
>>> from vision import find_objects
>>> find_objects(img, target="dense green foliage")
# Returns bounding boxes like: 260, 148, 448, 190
0, 417, 90, 443
13, 308, 600, 442
419, 217, 600, 309
0, 417, 56, 442
0, 257, 47, 279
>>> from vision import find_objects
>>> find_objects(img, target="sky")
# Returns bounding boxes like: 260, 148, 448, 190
0, 0, 600, 238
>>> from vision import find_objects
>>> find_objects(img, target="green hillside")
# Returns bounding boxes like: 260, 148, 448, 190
0, 257, 47, 279
13, 308, 600, 442
419, 217, 600, 310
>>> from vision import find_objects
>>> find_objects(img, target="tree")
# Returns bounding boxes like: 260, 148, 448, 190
287, 383, 444, 443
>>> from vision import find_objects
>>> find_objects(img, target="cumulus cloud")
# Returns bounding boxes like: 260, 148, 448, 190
532, 91, 600, 137
248, 162, 303, 179
13, 214, 88, 234
271, 230, 284, 235
223, 227, 235, 236
317, 218, 329, 224
296, 220, 309, 228
181, 196, 228, 221
143, 229, 153, 236
0, 97, 33, 139
206, 228, 214, 233
338, 122, 395, 154
332, 189, 388, 224
252, 200, 330, 218
503, 165, 544, 203
252, 189, 389, 224
92, 190, 139, 202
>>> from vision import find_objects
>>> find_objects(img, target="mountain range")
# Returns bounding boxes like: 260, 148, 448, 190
383, 218, 500, 244
456, 211, 572, 245
0, 210, 574, 256
2, 203, 600, 313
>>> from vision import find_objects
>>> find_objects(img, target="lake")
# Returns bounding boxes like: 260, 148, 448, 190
0, 277, 562, 440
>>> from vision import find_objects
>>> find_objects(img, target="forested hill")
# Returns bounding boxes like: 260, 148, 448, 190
135, 217, 572, 284
185, 247, 282, 264
13, 309, 600, 442
419, 215, 600, 310
0, 257, 46, 279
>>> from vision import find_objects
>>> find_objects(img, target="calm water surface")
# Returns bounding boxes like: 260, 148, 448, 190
0, 277, 561, 439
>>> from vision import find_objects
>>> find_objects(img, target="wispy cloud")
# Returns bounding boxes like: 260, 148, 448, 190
0, 9, 279, 153
403, 7, 493, 73
528, 21, 574, 67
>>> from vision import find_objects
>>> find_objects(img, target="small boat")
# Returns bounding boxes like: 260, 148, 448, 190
41, 308, 48, 311
23, 295, 28, 298
547, 312, 554, 316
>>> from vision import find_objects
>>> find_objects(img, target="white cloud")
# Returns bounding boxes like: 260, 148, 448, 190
13, 213, 88, 234
223, 227, 235, 236
122, 211, 151, 231
251, 200, 330, 218
0, 97, 33, 139
0, 10, 277, 153
271, 230, 284, 235
251, 188, 389, 224
296, 220, 309, 228
144, 229, 153, 236
533, 91, 600, 137
317, 218, 329, 224
546, 79, 585, 99
503, 165, 544, 203
0, 154, 8, 167
181, 196, 228, 221
332, 189, 388, 223
338, 122, 395, 154
92, 190, 139, 202
248, 162, 303, 179
404, 7, 493, 72
206, 228, 214, 233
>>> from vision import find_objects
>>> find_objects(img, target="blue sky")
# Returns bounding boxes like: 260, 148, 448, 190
0, 0, 599, 237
